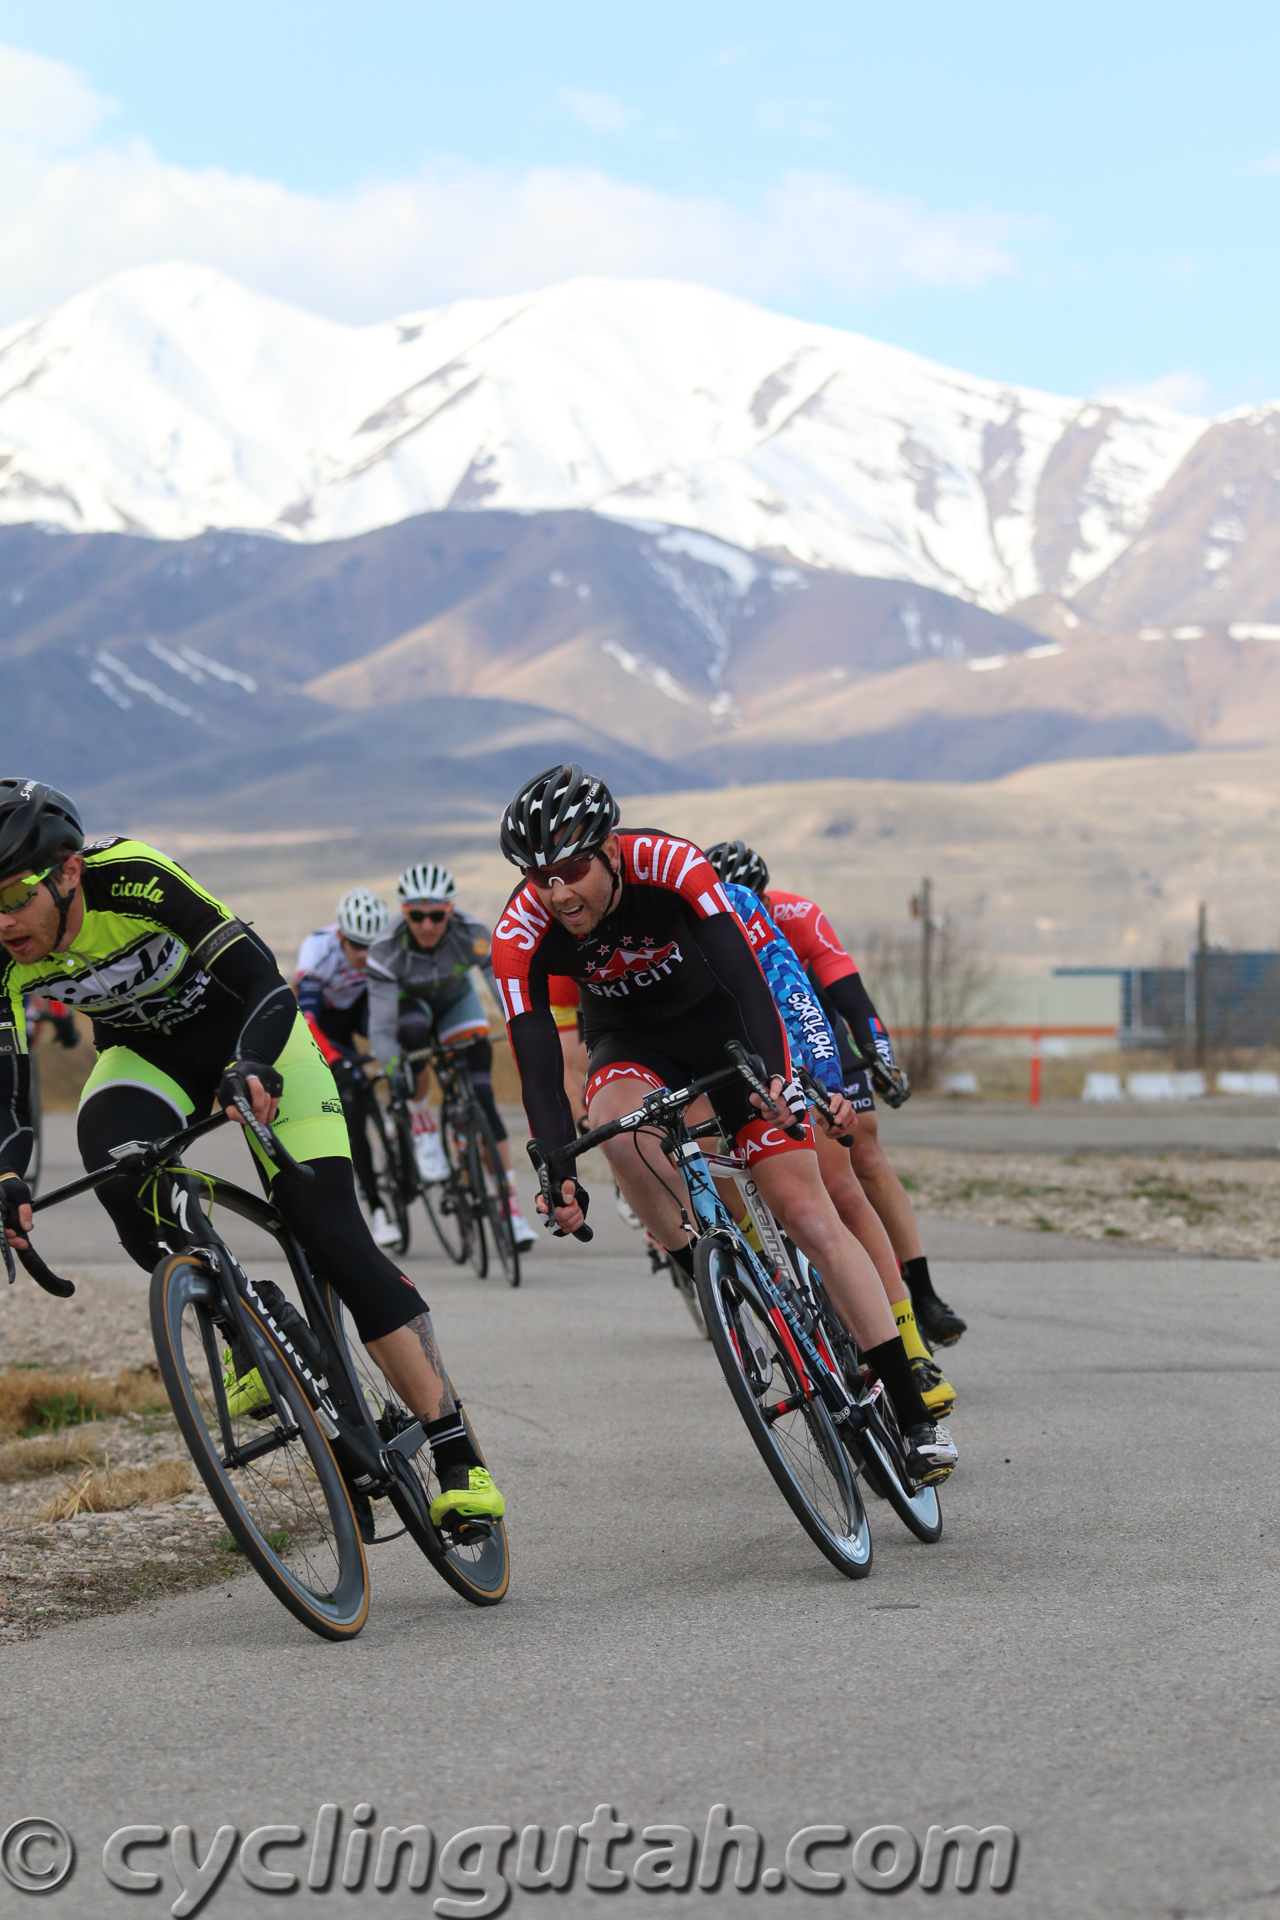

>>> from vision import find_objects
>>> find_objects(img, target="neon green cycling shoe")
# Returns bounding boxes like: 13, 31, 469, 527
221, 1347, 271, 1418
429, 1464, 505, 1530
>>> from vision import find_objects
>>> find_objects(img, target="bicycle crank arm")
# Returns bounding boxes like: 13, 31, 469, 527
221, 1424, 301, 1470
381, 1420, 428, 1464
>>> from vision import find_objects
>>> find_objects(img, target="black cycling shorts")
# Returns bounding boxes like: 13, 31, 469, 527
843, 1068, 876, 1113
584, 990, 812, 1164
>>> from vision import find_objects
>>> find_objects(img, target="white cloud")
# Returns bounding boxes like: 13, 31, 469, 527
560, 89, 637, 133
0, 42, 1021, 329
0, 43, 112, 146
1102, 369, 1211, 414
1241, 152, 1280, 176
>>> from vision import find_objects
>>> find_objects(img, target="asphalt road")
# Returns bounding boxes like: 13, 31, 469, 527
3, 1118, 1280, 1916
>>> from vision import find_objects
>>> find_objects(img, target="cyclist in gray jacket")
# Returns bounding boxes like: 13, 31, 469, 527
367, 862, 536, 1251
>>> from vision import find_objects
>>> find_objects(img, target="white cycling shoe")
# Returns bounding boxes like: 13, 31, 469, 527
369, 1206, 401, 1248
411, 1118, 450, 1184
508, 1205, 538, 1252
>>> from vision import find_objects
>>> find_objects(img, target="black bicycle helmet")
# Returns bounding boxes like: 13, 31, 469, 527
0, 779, 84, 878
500, 763, 620, 870
705, 839, 770, 895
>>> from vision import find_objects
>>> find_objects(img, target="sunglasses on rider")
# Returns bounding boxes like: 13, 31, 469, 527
522, 854, 596, 888
406, 907, 450, 925
0, 865, 56, 914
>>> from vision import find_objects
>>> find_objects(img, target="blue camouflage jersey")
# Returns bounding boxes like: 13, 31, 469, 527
725, 882, 844, 1094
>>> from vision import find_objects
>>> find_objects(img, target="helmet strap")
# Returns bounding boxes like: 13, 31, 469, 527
43, 865, 77, 949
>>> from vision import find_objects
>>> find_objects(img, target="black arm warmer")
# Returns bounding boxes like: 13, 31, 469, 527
206, 926, 298, 1066
0, 1050, 33, 1180
693, 915, 789, 1081
511, 1007, 579, 1153
821, 970, 894, 1068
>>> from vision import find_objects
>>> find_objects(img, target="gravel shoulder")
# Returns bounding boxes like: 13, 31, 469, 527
894, 1146, 1280, 1257
0, 1268, 248, 1640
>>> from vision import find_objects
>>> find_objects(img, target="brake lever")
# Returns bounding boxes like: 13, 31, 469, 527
725, 1040, 805, 1141
227, 1082, 314, 1184
526, 1140, 593, 1243
796, 1066, 854, 1148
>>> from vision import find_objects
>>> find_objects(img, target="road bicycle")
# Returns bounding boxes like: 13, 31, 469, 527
5, 1076, 509, 1639
324, 1050, 412, 1256
385, 1043, 520, 1287
529, 1043, 941, 1578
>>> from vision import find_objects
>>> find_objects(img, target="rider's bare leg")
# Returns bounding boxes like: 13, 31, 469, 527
849, 1106, 925, 1264
813, 1124, 906, 1305
749, 1148, 897, 1350
367, 1313, 454, 1422
590, 1076, 693, 1249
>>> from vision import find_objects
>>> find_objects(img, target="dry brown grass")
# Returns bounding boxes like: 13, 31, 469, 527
0, 1365, 169, 1439
35, 1458, 193, 1522
0, 1432, 106, 1483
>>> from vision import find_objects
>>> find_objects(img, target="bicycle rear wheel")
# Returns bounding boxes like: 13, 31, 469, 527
150, 1255, 370, 1639
472, 1107, 520, 1287
815, 1294, 942, 1544
325, 1287, 510, 1606
694, 1238, 871, 1579
420, 1107, 473, 1266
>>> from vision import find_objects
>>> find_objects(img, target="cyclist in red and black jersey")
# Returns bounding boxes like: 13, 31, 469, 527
492, 764, 956, 1484
757, 862, 966, 1352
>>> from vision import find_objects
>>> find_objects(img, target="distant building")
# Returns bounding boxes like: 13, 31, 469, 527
1055, 955, 1280, 1051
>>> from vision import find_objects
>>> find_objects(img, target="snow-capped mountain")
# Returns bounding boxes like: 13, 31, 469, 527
0, 262, 1205, 612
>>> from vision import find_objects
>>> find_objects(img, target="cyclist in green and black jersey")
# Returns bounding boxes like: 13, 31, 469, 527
0, 779, 503, 1532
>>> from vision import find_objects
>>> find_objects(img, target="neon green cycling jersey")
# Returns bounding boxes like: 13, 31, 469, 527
1, 837, 254, 1053
1, 837, 301, 1177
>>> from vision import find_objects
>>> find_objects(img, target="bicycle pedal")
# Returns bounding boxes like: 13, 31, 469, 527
442, 1516, 493, 1545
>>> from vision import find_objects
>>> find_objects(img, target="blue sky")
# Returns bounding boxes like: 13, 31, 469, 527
1, 1, 1277, 408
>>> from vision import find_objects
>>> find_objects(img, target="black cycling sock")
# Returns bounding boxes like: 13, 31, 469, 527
425, 1411, 480, 1475
902, 1255, 937, 1305
666, 1242, 696, 1280
863, 1336, 931, 1432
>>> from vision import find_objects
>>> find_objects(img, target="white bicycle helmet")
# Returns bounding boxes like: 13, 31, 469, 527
336, 888, 391, 946
397, 862, 456, 903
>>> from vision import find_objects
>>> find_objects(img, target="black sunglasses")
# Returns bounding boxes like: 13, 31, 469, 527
407, 907, 450, 924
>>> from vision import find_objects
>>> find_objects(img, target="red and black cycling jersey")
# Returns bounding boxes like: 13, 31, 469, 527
492, 830, 789, 1151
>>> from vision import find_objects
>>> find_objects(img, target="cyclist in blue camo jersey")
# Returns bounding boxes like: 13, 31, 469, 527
709, 845, 955, 1417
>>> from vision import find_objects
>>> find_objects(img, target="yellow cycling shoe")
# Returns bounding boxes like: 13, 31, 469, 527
911, 1354, 956, 1419
221, 1348, 272, 1418
429, 1465, 505, 1529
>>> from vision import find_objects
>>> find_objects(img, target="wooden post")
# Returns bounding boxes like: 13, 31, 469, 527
1195, 902, 1208, 1068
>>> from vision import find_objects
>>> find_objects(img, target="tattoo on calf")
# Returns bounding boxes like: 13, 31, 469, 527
409, 1311, 454, 1414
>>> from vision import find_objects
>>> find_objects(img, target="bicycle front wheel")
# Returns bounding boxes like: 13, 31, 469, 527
695, 1238, 872, 1579
325, 1287, 510, 1607
420, 1108, 473, 1266
151, 1255, 370, 1640
367, 1098, 410, 1255
472, 1107, 520, 1287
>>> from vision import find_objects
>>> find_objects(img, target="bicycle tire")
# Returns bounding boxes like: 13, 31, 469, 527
151, 1254, 370, 1639
472, 1106, 520, 1287
694, 1237, 872, 1579
419, 1107, 472, 1266
325, 1286, 510, 1607
815, 1294, 943, 1545
366, 1096, 410, 1255
460, 1114, 490, 1279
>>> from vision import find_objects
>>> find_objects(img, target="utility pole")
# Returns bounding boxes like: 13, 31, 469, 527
1194, 901, 1208, 1068
910, 877, 933, 1086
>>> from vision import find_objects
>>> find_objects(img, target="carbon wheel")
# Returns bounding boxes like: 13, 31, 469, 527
815, 1293, 943, 1545
150, 1256, 369, 1639
325, 1288, 510, 1606
695, 1237, 872, 1579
